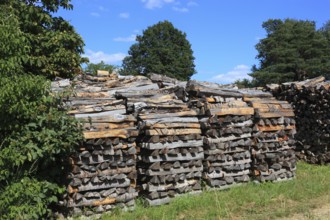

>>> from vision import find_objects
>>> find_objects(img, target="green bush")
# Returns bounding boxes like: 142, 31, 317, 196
0, 73, 82, 219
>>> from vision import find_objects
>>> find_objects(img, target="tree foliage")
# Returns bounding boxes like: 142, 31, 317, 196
0, 73, 82, 219
121, 20, 196, 81
1, 0, 87, 79
0, 1, 84, 218
249, 19, 330, 86
84, 61, 117, 75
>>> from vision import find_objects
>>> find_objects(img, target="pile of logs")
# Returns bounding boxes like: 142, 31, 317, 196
244, 95, 297, 182
50, 72, 299, 216
266, 76, 330, 164
53, 72, 146, 216
116, 86, 203, 206
187, 81, 254, 188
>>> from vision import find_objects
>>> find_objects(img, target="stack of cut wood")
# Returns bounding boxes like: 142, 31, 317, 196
117, 87, 203, 206
266, 76, 330, 164
54, 72, 145, 216
186, 81, 254, 189
245, 94, 297, 182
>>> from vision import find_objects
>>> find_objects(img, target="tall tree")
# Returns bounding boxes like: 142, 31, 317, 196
0, 0, 87, 79
250, 19, 330, 86
121, 20, 196, 81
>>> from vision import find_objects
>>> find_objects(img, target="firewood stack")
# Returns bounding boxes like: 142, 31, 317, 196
186, 81, 255, 189
244, 91, 297, 182
53, 72, 148, 216
116, 86, 204, 206
266, 76, 330, 164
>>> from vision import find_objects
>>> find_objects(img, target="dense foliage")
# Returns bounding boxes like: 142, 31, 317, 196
0, 73, 83, 219
121, 20, 196, 81
247, 19, 330, 87
0, 0, 84, 219
84, 61, 117, 75
1, 0, 87, 79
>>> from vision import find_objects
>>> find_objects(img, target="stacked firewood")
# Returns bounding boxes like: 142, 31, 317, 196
266, 76, 330, 164
186, 81, 255, 189
117, 86, 204, 206
244, 94, 297, 182
53, 72, 147, 216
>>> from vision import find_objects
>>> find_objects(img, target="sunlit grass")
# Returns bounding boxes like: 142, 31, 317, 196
101, 162, 330, 220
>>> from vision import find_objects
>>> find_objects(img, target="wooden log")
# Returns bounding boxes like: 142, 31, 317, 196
204, 133, 252, 145
74, 109, 127, 119
143, 166, 203, 176
142, 122, 201, 129
141, 140, 203, 150
83, 122, 134, 130
140, 152, 204, 162
83, 129, 139, 139
138, 110, 199, 119
69, 167, 136, 179
257, 125, 296, 132
256, 111, 295, 118
210, 107, 254, 116
145, 128, 201, 136
143, 117, 199, 125
68, 104, 126, 114
77, 114, 137, 123
68, 178, 131, 193
203, 170, 250, 178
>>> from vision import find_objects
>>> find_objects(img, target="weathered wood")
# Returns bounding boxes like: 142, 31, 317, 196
139, 110, 199, 119
140, 152, 204, 162
210, 107, 254, 116
83, 129, 139, 139
145, 128, 201, 136
141, 140, 203, 150
256, 111, 295, 118
83, 122, 134, 130
257, 125, 296, 132
77, 114, 137, 123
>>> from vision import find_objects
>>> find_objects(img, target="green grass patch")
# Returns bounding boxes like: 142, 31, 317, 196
101, 162, 330, 220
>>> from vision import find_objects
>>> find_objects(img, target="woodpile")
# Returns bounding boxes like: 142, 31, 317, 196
187, 81, 254, 188
50, 72, 298, 216
266, 76, 330, 164
53, 72, 150, 216
245, 95, 297, 182
116, 83, 203, 206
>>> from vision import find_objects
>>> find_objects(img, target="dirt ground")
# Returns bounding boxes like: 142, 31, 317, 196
280, 202, 330, 220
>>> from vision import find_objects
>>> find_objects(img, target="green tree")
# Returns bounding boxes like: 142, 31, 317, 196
250, 19, 330, 86
121, 20, 196, 81
1, 0, 87, 79
84, 61, 117, 75
0, 2, 28, 75
0, 74, 82, 219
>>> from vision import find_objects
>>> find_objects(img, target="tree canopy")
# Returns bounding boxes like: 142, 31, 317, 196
84, 61, 117, 75
120, 20, 196, 81
0, 0, 87, 79
249, 19, 330, 86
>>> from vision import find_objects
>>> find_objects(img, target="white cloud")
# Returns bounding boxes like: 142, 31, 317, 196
99, 6, 108, 11
113, 34, 136, 42
90, 12, 100, 17
85, 50, 126, 64
212, 65, 252, 84
119, 12, 130, 19
187, 1, 198, 7
173, 6, 189, 12
141, 0, 175, 9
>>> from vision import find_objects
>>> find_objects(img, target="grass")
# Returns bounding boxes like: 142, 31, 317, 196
101, 162, 330, 220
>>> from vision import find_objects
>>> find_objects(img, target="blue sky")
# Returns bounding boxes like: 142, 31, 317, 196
57, 0, 330, 83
